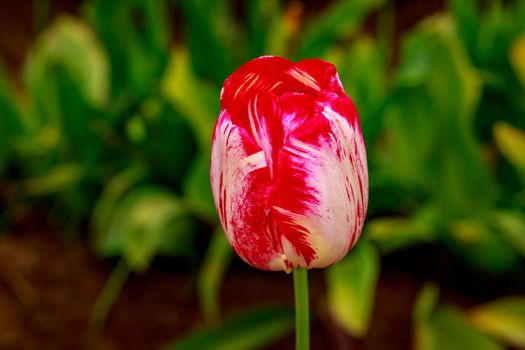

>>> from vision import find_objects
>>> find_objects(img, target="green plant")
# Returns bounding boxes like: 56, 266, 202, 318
1, 0, 524, 348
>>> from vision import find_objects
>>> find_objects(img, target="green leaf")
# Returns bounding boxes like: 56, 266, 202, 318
366, 170, 425, 217
164, 306, 294, 350
197, 228, 233, 323
339, 37, 388, 143
83, 0, 169, 98
479, 1, 525, 69
297, 0, 385, 59
494, 121, 525, 174
24, 14, 109, 165
447, 0, 480, 59
0, 61, 24, 138
417, 306, 504, 350
0, 61, 24, 173
161, 50, 219, 223
491, 210, 525, 257
454, 0, 525, 140
156, 216, 199, 258
449, 0, 525, 94
100, 186, 196, 271
447, 218, 521, 273
25, 14, 109, 121
128, 99, 198, 187
182, 153, 218, 224
247, 0, 289, 57
381, 91, 436, 190
178, 0, 237, 86
365, 206, 437, 253
413, 283, 440, 329
326, 240, 379, 337
20, 163, 88, 196
53, 65, 105, 161
161, 49, 218, 150
469, 297, 525, 349
385, 15, 491, 219
510, 32, 525, 87
91, 166, 147, 252
413, 285, 504, 350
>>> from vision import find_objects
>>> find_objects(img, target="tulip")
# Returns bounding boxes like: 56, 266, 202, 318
210, 56, 368, 272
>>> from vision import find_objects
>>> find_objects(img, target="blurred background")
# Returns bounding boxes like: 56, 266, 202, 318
0, 0, 524, 349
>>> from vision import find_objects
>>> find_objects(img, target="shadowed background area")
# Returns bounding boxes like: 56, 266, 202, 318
0, 0, 524, 349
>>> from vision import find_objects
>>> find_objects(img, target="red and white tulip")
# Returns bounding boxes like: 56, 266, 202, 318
210, 56, 368, 272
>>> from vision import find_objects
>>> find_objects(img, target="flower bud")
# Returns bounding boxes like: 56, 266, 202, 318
210, 56, 368, 272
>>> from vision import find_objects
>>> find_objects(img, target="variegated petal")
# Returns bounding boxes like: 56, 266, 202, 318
210, 110, 287, 270
270, 95, 368, 269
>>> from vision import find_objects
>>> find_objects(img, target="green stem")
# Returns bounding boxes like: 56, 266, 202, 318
90, 260, 130, 328
293, 268, 310, 350
197, 228, 233, 324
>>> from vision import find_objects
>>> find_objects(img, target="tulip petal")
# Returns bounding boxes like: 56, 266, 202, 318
221, 57, 343, 118
234, 93, 282, 180
279, 92, 316, 139
270, 96, 368, 269
221, 56, 292, 112
289, 59, 346, 97
210, 110, 288, 270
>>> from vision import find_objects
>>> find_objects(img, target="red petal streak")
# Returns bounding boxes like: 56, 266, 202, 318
221, 57, 344, 119
234, 93, 283, 180
279, 93, 316, 140
222, 57, 290, 116
210, 110, 287, 270
319, 92, 361, 128
270, 116, 330, 268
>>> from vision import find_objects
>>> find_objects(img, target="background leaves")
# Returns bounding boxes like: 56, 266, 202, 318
0, 0, 524, 348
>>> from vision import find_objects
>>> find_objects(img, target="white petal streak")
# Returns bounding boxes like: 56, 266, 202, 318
210, 110, 267, 243
247, 95, 278, 179
286, 67, 321, 92
233, 72, 257, 100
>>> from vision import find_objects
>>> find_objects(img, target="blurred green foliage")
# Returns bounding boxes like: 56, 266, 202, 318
470, 296, 525, 348
1, 0, 525, 348
327, 240, 379, 337
164, 305, 294, 350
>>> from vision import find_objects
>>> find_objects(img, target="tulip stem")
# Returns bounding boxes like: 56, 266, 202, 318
293, 268, 309, 350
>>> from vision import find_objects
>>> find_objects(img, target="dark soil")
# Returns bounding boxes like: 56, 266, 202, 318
2, 222, 521, 350
0, 226, 415, 350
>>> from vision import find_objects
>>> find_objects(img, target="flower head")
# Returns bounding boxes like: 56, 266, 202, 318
210, 56, 368, 272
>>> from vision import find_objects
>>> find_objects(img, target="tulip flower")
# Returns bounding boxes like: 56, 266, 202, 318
210, 56, 368, 273
210, 56, 368, 349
